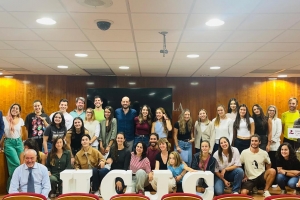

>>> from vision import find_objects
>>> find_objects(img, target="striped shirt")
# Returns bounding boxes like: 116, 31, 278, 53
129, 152, 151, 174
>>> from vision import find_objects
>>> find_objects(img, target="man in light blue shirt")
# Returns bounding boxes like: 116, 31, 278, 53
9, 149, 51, 198
69, 97, 86, 120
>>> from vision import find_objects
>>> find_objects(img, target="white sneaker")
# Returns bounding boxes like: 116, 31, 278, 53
272, 184, 278, 188
263, 190, 271, 197
232, 192, 239, 194
93, 190, 101, 197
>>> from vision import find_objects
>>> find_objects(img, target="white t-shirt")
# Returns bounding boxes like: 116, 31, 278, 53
212, 118, 233, 144
200, 122, 207, 132
84, 120, 100, 147
226, 112, 237, 121
237, 117, 254, 137
49, 112, 73, 130
213, 147, 241, 171
3, 117, 24, 139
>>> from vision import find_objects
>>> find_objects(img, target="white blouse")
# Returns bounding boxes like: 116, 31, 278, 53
3, 117, 24, 139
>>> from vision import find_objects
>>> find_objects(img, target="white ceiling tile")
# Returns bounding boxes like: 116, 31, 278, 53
136, 43, 177, 52
257, 43, 300, 52
0, 60, 19, 68
218, 43, 265, 52
60, 51, 101, 59
238, 14, 300, 30
281, 52, 300, 60
105, 59, 138, 65
171, 60, 206, 66
0, 50, 28, 57
234, 59, 275, 67
21, 50, 64, 58
210, 52, 252, 60
69, 13, 130, 30
205, 59, 241, 66
61, 0, 127, 13
177, 43, 221, 52
139, 59, 170, 66
129, 0, 193, 13
100, 51, 136, 59
243, 73, 273, 77
77, 64, 109, 69
182, 31, 232, 42
0, 13, 26, 28
1, 57, 47, 67
70, 58, 106, 65
11, 12, 78, 29
141, 72, 166, 77
5, 41, 55, 50
0, 41, 14, 49
139, 65, 169, 71
134, 30, 181, 42
246, 52, 291, 60
0, 0, 65, 12
227, 30, 283, 42
138, 52, 174, 59
216, 69, 249, 77
32, 29, 88, 41
253, 0, 300, 14
83, 30, 133, 42
272, 30, 300, 42
0, 29, 41, 40
288, 65, 300, 70
132, 14, 188, 30
93, 42, 135, 51
174, 52, 213, 60
193, 0, 261, 14
48, 42, 96, 50
35, 58, 74, 65
170, 65, 199, 71
187, 14, 247, 30
263, 59, 300, 69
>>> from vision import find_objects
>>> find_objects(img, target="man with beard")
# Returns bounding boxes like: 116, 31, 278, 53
115, 96, 137, 151
49, 99, 73, 130
282, 97, 300, 149
94, 96, 105, 122
69, 97, 86, 120
240, 134, 276, 197
146, 133, 160, 170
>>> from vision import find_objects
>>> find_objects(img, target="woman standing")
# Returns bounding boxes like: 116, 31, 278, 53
233, 104, 255, 153
74, 134, 108, 196
20, 138, 46, 165
84, 108, 100, 149
25, 100, 50, 151
214, 137, 244, 195
99, 106, 117, 156
65, 117, 89, 159
130, 142, 151, 195
134, 105, 152, 147
276, 143, 300, 194
3, 103, 24, 191
151, 107, 172, 139
194, 109, 213, 153
191, 140, 216, 194
252, 104, 272, 151
173, 109, 194, 166
211, 105, 233, 154
47, 137, 72, 198
43, 112, 67, 154
226, 98, 239, 120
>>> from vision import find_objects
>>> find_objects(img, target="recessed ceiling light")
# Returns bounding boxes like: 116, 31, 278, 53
36, 18, 56, 25
128, 82, 136, 85
278, 75, 287, 78
206, 19, 224, 26
210, 66, 220, 69
57, 65, 68, 69
268, 78, 277, 80
4, 76, 13, 78
119, 66, 129, 69
75, 53, 88, 57
187, 54, 199, 58
86, 82, 94, 85
149, 92, 155, 96
190, 82, 199, 85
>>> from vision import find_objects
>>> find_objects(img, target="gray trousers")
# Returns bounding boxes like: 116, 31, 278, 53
133, 169, 149, 192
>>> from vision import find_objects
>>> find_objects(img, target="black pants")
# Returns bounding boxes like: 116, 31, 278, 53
268, 151, 277, 184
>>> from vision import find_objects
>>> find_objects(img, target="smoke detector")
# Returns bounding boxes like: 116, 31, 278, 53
76, 0, 113, 8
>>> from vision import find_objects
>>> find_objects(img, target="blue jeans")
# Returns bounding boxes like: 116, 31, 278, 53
91, 168, 109, 191
134, 135, 149, 147
42, 142, 52, 153
214, 168, 244, 195
175, 140, 192, 166
277, 174, 300, 190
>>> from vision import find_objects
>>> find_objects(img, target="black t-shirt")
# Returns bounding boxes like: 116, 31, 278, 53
254, 117, 268, 136
71, 132, 84, 155
276, 157, 300, 170
108, 147, 131, 170
44, 125, 67, 143
174, 121, 191, 141
155, 152, 169, 170
25, 113, 51, 138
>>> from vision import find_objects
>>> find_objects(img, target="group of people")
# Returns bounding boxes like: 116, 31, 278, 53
0, 95, 300, 199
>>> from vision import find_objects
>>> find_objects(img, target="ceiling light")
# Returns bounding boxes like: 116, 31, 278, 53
128, 82, 136, 85
86, 82, 94, 85
187, 54, 199, 58
206, 19, 224, 26
36, 18, 56, 25
278, 75, 287, 78
4, 76, 13, 78
57, 65, 68, 69
190, 82, 199, 85
119, 66, 129, 69
75, 53, 88, 57
210, 66, 220, 69
268, 78, 277, 80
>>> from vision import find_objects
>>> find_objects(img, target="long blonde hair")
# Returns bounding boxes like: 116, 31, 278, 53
214, 105, 226, 127
178, 109, 192, 134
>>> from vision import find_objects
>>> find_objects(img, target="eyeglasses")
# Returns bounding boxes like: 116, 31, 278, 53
86, 111, 93, 114
268, 110, 275, 112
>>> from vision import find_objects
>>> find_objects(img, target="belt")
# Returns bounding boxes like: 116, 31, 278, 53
135, 134, 147, 137
237, 136, 250, 140
180, 139, 190, 142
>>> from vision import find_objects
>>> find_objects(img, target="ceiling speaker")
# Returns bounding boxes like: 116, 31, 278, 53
76, 0, 113, 8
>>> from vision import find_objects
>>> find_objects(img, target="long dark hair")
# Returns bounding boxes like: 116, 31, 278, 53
133, 142, 147, 161
70, 117, 86, 139
51, 112, 66, 128
33, 100, 45, 113
111, 132, 128, 162
227, 98, 239, 113
276, 143, 298, 162
233, 104, 251, 130
218, 137, 233, 164
138, 105, 152, 126
24, 138, 41, 163
105, 106, 114, 133
252, 104, 268, 129
49, 137, 66, 166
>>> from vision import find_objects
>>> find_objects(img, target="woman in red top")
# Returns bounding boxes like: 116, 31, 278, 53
133, 105, 152, 147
